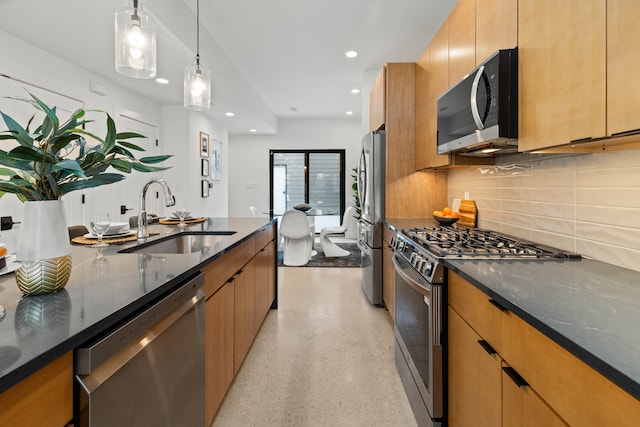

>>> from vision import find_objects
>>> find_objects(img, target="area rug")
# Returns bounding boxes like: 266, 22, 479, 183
278, 243, 361, 267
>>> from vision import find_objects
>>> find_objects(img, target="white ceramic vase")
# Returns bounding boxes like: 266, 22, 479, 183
15, 200, 72, 295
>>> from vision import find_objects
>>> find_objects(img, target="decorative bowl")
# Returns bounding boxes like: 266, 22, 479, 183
433, 215, 460, 226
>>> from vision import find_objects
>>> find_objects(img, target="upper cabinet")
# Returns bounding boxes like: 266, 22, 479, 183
607, 0, 640, 137
369, 69, 386, 131
518, 1, 607, 152
475, 0, 518, 63
519, 0, 640, 153
416, 0, 512, 170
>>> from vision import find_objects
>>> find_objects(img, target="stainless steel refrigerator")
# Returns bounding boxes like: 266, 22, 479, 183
357, 130, 385, 305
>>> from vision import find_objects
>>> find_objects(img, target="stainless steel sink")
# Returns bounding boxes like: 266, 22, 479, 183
119, 231, 237, 254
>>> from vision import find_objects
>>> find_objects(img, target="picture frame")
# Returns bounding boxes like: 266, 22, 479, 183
200, 132, 209, 157
201, 180, 209, 198
211, 139, 222, 180
201, 158, 209, 177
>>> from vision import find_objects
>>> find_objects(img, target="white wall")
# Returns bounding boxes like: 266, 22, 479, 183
227, 118, 362, 217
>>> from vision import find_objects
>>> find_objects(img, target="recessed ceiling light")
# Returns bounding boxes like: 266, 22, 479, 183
345, 50, 358, 59
346, 111, 353, 115
225, 112, 235, 117
351, 88, 360, 94
250, 129, 257, 133
155, 77, 169, 84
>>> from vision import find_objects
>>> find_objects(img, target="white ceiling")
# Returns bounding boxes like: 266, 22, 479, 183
0, 0, 456, 135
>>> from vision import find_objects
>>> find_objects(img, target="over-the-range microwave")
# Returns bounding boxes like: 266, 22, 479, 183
437, 48, 518, 157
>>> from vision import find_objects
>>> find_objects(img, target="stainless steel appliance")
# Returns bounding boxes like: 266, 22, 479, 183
437, 48, 518, 157
75, 273, 205, 427
357, 130, 385, 305
391, 226, 579, 426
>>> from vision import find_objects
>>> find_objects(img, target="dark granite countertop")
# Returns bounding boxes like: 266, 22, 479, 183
0, 217, 274, 393
384, 218, 640, 400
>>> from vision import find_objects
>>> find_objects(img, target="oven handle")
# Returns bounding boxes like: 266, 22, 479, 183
392, 252, 431, 297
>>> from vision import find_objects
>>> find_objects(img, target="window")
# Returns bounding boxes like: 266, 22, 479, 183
270, 150, 345, 232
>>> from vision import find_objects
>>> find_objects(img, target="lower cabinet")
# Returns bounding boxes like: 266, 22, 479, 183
0, 352, 73, 427
202, 224, 276, 425
448, 271, 640, 427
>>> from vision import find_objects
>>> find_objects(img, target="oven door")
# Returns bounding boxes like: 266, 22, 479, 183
393, 252, 443, 424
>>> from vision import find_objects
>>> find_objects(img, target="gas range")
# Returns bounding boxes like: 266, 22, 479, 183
391, 226, 581, 284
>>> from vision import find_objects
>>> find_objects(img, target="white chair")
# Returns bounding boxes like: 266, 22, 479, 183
279, 210, 314, 266
249, 206, 260, 217
319, 206, 354, 257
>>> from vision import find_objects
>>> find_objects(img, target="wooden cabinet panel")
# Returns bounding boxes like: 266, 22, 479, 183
476, 0, 518, 64
518, 0, 606, 152
502, 366, 568, 427
0, 352, 72, 427
607, 0, 640, 136
448, 0, 476, 84
234, 258, 257, 373
370, 69, 385, 131
448, 309, 502, 427
255, 245, 272, 328
205, 282, 235, 425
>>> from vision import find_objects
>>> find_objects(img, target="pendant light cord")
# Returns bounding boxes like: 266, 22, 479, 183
195, 0, 201, 68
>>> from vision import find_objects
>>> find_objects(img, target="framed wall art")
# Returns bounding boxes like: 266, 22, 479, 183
211, 139, 222, 180
201, 158, 209, 177
201, 180, 209, 198
200, 132, 209, 157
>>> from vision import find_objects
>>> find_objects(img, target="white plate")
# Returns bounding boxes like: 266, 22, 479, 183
84, 230, 136, 239
0, 262, 20, 276
105, 221, 129, 235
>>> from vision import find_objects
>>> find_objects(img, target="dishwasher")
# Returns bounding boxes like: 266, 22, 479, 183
74, 272, 205, 427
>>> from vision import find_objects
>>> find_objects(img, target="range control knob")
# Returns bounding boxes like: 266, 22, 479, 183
389, 236, 396, 248
423, 261, 433, 276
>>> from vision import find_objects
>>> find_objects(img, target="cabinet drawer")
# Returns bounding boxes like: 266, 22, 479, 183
254, 224, 273, 251
202, 237, 254, 298
448, 271, 513, 355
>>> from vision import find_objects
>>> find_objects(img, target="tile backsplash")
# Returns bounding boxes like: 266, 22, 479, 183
447, 148, 640, 272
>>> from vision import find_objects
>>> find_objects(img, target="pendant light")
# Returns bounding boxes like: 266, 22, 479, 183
184, 0, 211, 111
115, 0, 157, 79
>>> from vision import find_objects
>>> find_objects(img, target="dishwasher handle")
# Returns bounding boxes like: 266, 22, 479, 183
75, 272, 204, 375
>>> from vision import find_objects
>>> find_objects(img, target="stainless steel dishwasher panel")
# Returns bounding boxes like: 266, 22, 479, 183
75, 273, 205, 427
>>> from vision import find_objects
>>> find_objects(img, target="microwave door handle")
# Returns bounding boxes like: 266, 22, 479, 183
470, 65, 485, 130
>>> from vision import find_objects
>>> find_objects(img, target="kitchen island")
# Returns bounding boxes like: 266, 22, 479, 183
0, 217, 276, 426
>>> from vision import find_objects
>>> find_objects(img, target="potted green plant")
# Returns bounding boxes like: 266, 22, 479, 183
351, 167, 361, 221
0, 92, 172, 295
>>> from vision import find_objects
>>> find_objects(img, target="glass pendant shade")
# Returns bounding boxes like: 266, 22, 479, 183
184, 63, 211, 111
115, 2, 157, 79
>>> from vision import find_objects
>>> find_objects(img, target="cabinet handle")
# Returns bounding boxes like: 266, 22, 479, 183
488, 298, 507, 312
611, 128, 640, 138
569, 136, 594, 144
477, 340, 497, 355
503, 367, 529, 388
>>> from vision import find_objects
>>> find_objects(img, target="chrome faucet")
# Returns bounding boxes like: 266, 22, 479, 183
137, 178, 176, 241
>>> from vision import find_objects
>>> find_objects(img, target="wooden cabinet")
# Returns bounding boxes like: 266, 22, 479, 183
448, 309, 501, 427
607, 0, 640, 137
475, 0, 518, 64
382, 225, 395, 320
415, 9, 494, 170
449, 271, 640, 426
369, 68, 386, 131
518, 0, 606, 152
204, 279, 235, 424
202, 223, 277, 425
448, 0, 476, 84
0, 352, 72, 427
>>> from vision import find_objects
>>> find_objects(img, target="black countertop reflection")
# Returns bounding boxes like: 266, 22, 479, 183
384, 219, 640, 400
0, 217, 274, 392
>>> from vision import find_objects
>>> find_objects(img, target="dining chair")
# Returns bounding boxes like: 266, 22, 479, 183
279, 210, 314, 266
319, 206, 354, 257
68, 225, 89, 241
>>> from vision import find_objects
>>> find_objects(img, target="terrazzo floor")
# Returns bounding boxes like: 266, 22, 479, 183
212, 266, 418, 427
